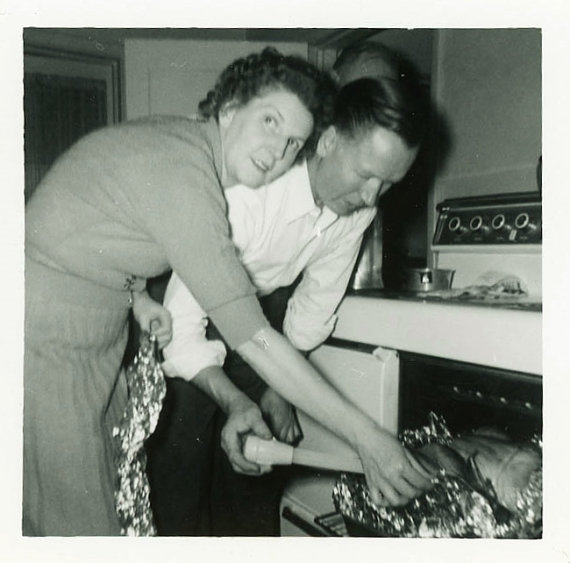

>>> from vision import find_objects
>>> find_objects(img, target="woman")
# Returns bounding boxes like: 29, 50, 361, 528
24, 47, 432, 537
23, 47, 332, 536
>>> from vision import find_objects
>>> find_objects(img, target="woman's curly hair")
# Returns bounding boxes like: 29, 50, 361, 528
199, 47, 337, 160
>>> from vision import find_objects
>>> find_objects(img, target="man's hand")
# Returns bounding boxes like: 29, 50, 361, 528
221, 394, 274, 475
259, 387, 302, 445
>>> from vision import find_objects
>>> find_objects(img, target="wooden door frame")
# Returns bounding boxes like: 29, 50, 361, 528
24, 46, 122, 124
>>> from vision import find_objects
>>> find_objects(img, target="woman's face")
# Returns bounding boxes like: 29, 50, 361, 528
219, 89, 314, 188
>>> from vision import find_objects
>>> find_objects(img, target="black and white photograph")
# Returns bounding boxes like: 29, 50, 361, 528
1, 1, 569, 561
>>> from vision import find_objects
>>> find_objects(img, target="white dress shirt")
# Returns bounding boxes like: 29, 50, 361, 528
162, 162, 376, 381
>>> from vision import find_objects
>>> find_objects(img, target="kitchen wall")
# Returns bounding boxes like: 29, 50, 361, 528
27, 29, 541, 270
124, 39, 308, 119
427, 28, 542, 263
430, 28, 541, 202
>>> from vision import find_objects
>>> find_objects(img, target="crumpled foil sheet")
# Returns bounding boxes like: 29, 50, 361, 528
424, 273, 529, 302
332, 413, 542, 538
112, 332, 166, 536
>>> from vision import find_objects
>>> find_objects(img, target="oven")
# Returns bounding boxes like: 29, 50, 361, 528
279, 192, 542, 537
399, 352, 542, 441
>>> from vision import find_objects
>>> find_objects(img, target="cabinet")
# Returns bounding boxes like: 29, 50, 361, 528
296, 341, 399, 460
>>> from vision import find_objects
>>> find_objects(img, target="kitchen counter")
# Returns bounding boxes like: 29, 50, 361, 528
332, 293, 542, 376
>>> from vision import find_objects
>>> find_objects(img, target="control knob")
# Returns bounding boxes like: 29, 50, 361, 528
491, 213, 512, 232
448, 216, 468, 234
514, 212, 538, 232
469, 215, 489, 234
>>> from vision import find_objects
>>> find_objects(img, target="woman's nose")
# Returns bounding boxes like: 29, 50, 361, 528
272, 136, 289, 161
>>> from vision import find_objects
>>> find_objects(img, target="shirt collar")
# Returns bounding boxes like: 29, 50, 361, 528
281, 162, 339, 228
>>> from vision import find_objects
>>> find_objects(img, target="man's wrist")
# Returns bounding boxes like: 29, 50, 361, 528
194, 365, 254, 416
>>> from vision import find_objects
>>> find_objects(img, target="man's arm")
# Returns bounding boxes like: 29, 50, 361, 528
284, 209, 376, 351
162, 272, 278, 473
161, 272, 227, 381
192, 365, 273, 475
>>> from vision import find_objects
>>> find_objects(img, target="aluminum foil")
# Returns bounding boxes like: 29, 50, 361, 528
332, 413, 542, 538
112, 332, 166, 536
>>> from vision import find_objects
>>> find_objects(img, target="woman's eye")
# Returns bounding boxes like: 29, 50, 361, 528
264, 115, 278, 129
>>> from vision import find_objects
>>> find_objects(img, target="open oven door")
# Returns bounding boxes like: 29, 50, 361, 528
280, 340, 399, 536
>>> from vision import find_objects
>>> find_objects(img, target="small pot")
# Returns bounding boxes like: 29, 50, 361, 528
399, 267, 455, 293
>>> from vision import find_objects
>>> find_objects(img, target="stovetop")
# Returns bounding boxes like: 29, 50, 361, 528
348, 288, 542, 312
334, 291, 542, 375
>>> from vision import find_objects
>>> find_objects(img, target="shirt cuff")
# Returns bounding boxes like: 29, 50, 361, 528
162, 339, 227, 381
284, 313, 338, 351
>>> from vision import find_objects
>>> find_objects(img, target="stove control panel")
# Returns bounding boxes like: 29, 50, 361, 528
433, 193, 542, 246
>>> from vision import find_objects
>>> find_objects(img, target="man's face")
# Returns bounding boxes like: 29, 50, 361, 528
312, 126, 418, 217
219, 89, 313, 188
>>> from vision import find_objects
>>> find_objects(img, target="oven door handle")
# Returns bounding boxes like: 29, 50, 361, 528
281, 506, 328, 537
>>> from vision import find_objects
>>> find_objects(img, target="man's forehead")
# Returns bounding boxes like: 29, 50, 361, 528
337, 125, 378, 150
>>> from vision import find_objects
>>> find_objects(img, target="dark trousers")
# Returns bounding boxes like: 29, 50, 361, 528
146, 287, 292, 536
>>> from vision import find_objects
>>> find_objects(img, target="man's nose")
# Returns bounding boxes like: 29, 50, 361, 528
361, 180, 383, 207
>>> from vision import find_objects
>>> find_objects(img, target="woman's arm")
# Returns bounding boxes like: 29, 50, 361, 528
237, 326, 435, 507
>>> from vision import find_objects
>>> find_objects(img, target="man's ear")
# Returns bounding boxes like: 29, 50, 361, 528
218, 103, 237, 129
316, 126, 338, 158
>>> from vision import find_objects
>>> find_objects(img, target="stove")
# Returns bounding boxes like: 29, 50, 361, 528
432, 192, 542, 299
338, 192, 542, 374
280, 193, 543, 537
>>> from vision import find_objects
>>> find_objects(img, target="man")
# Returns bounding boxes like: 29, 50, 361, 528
146, 44, 429, 536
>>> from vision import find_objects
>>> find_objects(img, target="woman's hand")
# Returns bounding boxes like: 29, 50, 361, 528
220, 394, 274, 476
355, 424, 436, 507
131, 290, 173, 349
259, 387, 302, 445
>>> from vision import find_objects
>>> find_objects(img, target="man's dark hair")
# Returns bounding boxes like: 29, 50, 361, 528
198, 47, 337, 160
333, 76, 430, 148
